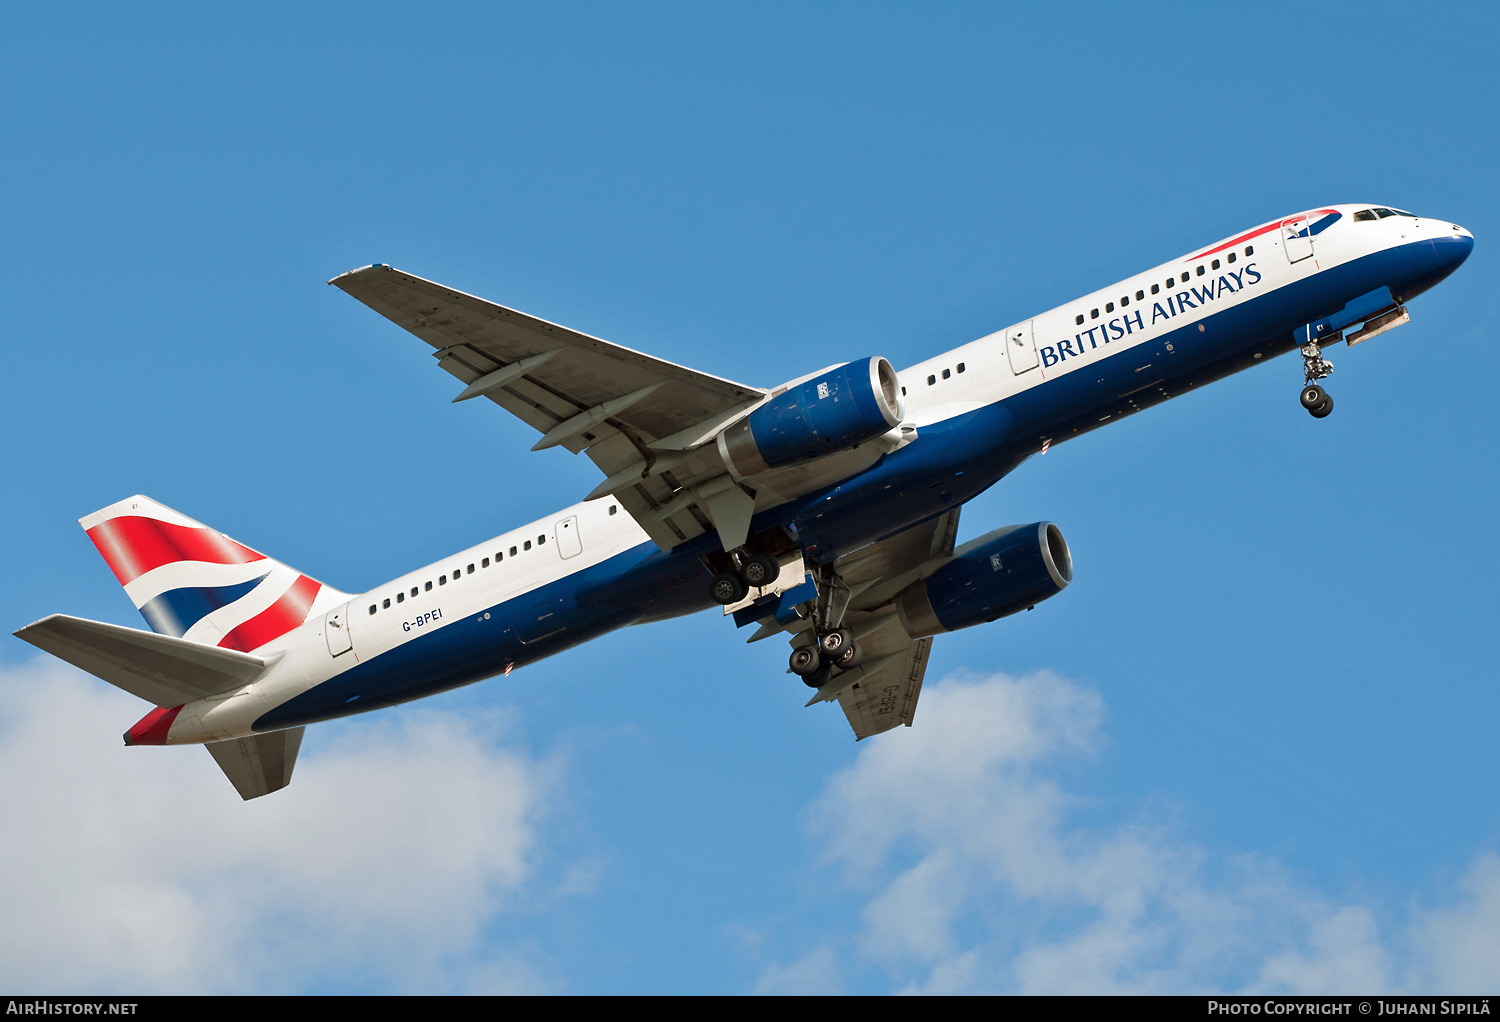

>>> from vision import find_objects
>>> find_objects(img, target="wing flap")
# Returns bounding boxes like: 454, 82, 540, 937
14, 614, 269, 707
836, 637, 931, 739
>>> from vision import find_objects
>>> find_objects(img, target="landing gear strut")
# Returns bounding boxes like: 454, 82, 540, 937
1300, 340, 1335, 418
783, 565, 864, 688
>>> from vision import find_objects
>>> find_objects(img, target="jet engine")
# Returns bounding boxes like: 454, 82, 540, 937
896, 522, 1073, 638
718, 357, 903, 477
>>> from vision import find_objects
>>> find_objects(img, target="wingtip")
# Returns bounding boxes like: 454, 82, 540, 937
326, 263, 391, 286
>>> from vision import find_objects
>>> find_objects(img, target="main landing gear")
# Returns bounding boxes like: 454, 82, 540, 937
708, 546, 865, 690
1299, 340, 1335, 418
787, 627, 865, 688
709, 552, 782, 606
785, 564, 864, 688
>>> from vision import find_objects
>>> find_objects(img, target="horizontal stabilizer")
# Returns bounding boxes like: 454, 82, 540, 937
14, 614, 270, 708
207, 727, 304, 800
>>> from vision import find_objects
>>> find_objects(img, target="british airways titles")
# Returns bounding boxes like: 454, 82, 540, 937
1040, 262, 1263, 369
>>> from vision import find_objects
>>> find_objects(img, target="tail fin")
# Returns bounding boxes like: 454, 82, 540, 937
80, 496, 347, 652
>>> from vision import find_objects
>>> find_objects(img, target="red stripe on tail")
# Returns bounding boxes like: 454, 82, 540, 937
125, 704, 183, 745
218, 575, 322, 652
86, 516, 266, 585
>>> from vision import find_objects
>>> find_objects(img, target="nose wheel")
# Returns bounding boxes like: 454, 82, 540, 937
1300, 384, 1334, 418
1299, 340, 1335, 418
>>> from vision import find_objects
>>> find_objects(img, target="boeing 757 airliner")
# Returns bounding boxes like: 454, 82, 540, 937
16, 205, 1473, 798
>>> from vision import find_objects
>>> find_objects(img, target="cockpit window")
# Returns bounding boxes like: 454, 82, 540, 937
1392, 209, 1415, 216
1374, 207, 1398, 218
1354, 209, 1377, 222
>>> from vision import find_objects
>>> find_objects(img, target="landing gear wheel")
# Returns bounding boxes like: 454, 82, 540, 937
1309, 394, 1334, 418
832, 640, 863, 671
739, 554, 781, 589
1300, 385, 1327, 410
710, 572, 748, 606
803, 666, 832, 689
789, 645, 824, 677
819, 628, 855, 657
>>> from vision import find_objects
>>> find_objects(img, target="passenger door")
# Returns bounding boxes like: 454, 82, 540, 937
324, 604, 353, 657
556, 516, 582, 559
1004, 320, 1038, 374
1281, 215, 1314, 263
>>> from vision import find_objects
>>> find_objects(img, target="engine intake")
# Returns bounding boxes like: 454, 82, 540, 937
897, 522, 1073, 637
719, 357, 902, 477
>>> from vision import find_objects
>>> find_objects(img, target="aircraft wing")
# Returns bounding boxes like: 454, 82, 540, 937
738, 509, 960, 740
329, 264, 768, 549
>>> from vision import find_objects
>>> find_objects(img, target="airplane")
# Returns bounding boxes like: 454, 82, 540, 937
15, 204, 1473, 799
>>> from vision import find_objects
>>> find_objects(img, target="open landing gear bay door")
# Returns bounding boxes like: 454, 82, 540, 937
739, 509, 961, 741
330, 265, 769, 551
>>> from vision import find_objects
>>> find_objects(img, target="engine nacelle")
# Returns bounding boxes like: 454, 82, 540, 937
718, 357, 903, 477
896, 522, 1073, 638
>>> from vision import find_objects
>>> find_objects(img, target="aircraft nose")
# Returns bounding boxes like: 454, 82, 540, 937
1444, 224, 1475, 265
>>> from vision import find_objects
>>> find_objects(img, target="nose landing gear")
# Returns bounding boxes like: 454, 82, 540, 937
1300, 384, 1334, 418
1299, 339, 1336, 418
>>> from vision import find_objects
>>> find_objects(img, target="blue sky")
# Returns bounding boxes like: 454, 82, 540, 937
2, 1, 1497, 993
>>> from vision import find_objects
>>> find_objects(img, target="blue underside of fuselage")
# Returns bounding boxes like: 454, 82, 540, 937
253, 234, 1471, 732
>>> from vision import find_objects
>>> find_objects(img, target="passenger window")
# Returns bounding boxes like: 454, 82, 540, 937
524, 540, 532, 551
439, 576, 447, 586
538, 535, 546, 545
1105, 302, 1114, 313
1075, 314, 1085, 325
609, 505, 617, 515
482, 557, 490, 568
1121, 296, 1129, 307
1090, 308, 1099, 319
510, 546, 517, 556
1181, 272, 1189, 283
1211, 259, 1220, 270
396, 592, 404, 604
383, 598, 391, 609
956, 363, 965, 373
1166, 278, 1175, 289
452, 570, 460, 580
410, 587, 418, 598
495, 552, 503, 562
1228, 252, 1237, 263
1245, 245, 1253, 256
927, 375, 935, 385
369, 604, 376, 615
901, 386, 907, 395
425, 581, 432, 591
1136, 290, 1144, 300
1195, 266, 1204, 277
941, 368, 950, 379
1151, 283, 1160, 294
467, 564, 474, 574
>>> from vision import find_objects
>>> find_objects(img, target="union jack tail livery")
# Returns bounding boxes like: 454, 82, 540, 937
80, 496, 347, 653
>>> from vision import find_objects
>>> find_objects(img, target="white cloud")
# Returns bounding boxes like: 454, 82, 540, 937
759, 670, 1500, 994
0, 658, 563, 993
